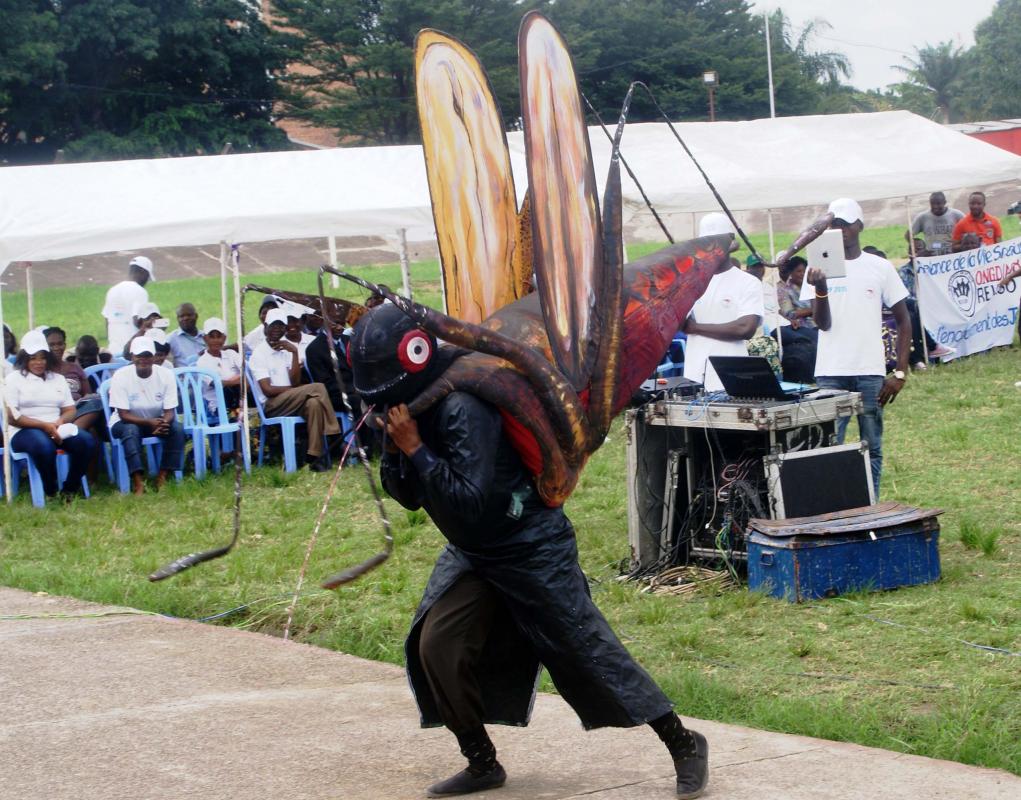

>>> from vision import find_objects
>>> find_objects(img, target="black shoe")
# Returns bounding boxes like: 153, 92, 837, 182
426, 763, 506, 797
674, 730, 708, 799
306, 455, 330, 472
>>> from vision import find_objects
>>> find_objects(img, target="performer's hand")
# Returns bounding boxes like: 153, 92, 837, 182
878, 375, 905, 406
386, 404, 422, 456
805, 267, 827, 292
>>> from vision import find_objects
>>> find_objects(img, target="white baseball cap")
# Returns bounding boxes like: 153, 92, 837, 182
20, 330, 50, 355
264, 309, 289, 327
148, 328, 168, 345
130, 255, 155, 280
828, 198, 864, 225
130, 336, 157, 356
698, 212, 737, 238
132, 301, 162, 319
203, 317, 227, 335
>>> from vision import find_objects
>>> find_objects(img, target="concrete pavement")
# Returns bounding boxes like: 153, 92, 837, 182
1, 586, 1017, 800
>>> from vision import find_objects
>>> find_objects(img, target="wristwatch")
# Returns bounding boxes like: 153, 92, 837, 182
891, 369, 906, 381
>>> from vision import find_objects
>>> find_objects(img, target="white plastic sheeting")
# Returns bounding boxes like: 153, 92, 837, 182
1, 111, 1019, 274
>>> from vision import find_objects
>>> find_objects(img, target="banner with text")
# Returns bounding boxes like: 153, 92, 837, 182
915, 237, 1021, 361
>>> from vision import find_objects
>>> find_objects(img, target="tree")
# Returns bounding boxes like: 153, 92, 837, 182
971, 0, 1021, 118
0, 1, 62, 157
0, 1, 291, 164
272, 0, 535, 145
892, 42, 964, 123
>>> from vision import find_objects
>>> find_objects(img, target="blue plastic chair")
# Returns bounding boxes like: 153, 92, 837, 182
174, 367, 250, 479
656, 334, 687, 378
84, 362, 128, 392
0, 415, 90, 507
246, 365, 308, 472
303, 362, 357, 462
98, 381, 183, 493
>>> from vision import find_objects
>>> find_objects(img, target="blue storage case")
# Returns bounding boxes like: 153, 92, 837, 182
747, 502, 942, 603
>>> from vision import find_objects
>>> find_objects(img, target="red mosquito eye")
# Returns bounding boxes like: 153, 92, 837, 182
397, 330, 432, 373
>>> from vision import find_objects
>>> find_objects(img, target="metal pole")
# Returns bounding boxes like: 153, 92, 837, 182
767, 209, 776, 261
328, 236, 340, 289
708, 86, 716, 122
230, 245, 251, 467
25, 264, 34, 330
219, 241, 229, 323
765, 12, 776, 119
0, 271, 11, 503
905, 197, 929, 364
397, 228, 412, 299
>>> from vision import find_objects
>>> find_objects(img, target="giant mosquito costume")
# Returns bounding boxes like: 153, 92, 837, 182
346, 13, 732, 798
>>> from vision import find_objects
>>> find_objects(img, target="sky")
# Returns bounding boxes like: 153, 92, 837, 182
750, 0, 999, 91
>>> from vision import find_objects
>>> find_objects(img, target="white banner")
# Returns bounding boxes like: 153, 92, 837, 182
915, 237, 1021, 361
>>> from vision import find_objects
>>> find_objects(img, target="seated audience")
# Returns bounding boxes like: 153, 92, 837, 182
108, 337, 185, 495
284, 310, 316, 366
149, 329, 172, 366
4, 324, 16, 362
879, 246, 954, 369
67, 335, 111, 370
122, 302, 166, 359
776, 256, 818, 384
168, 303, 205, 366
952, 192, 1002, 251
196, 318, 242, 416
244, 295, 281, 354
249, 309, 341, 472
42, 327, 103, 432
3, 330, 96, 500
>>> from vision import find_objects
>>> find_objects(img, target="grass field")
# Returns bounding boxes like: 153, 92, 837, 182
2, 225, 1020, 775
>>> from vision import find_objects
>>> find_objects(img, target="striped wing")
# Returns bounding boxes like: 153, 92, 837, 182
518, 12, 603, 390
416, 30, 522, 324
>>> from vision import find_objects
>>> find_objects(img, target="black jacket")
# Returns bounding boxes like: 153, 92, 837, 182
384, 391, 673, 731
305, 331, 355, 412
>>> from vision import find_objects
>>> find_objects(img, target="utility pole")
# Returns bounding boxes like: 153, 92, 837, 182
765, 12, 776, 118
703, 70, 718, 122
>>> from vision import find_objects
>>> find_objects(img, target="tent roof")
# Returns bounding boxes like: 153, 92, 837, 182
512, 110, 1021, 216
1, 111, 1018, 272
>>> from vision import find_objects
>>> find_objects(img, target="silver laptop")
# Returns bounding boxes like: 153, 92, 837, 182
806, 228, 847, 279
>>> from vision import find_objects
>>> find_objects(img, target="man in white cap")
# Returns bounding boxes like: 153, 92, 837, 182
682, 212, 764, 391
801, 198, 912, 496
103, 256, 155, 354
249, 308, 341, 471
108, 336, 184, 494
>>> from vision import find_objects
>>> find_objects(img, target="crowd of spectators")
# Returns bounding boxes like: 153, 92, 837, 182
2, 255, 379, 502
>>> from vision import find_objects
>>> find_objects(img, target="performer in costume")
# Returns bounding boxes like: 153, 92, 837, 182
350, 304, 708, 798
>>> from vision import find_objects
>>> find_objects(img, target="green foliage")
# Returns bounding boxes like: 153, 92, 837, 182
972, 0, 1021, 118
1, 1, 290, 163
273, 0, 535, 144
891, 42, 966, 123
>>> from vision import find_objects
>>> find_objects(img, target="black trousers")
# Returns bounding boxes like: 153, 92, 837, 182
418, 571, 500, 735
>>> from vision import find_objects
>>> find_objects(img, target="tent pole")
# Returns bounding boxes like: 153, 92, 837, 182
328, 236, 340, 289
25, 263, 34, 329
230, 245, 251, 468
767, 209, 776, 261
397, 228, 412, 299
219, 241, 229, 323
0, 269, 11, 503
905, 197, 928, 364
768, 210, 783, 362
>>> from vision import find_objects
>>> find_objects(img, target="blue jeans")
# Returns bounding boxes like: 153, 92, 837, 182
11, 428, 96, 496
111, 420, 185, 475
816, 375, 884, 496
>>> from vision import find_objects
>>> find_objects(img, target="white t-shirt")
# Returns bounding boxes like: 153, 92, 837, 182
249, 341, 297, 405
800, 252, 909, 377
291, 332, 316, 365
196, 349, 242, 411
683, 267, 764, 392
102, 280, 148, 353
243, 326, 266, 354
108, 364, 178, 427
3, 370, 74, 437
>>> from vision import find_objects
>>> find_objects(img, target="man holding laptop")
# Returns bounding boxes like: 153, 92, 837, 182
801, 198, 912, 496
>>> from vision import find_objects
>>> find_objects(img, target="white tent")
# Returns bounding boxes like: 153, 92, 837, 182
2, 110, 1019, 497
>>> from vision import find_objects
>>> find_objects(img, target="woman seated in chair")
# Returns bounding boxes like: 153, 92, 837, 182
108, 336, 185, 495
43, 327, 104, 433
3, 330, 96, 501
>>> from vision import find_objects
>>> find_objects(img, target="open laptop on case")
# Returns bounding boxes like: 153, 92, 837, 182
709, 355, 815, 401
